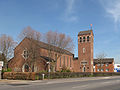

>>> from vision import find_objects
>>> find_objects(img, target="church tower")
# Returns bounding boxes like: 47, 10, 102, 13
78, 30, 94, 72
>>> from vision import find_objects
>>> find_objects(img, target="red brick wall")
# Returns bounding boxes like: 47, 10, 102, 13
73, 59, 80, 72
95, 62, 114, 72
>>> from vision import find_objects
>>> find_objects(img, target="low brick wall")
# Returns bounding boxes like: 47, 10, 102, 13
3, 72, 120, 80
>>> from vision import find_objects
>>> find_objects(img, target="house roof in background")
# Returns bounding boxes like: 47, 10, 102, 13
94, 58, 114, 63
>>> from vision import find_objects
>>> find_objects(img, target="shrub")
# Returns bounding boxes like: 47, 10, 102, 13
2, 68, 12, 72
61, 66, 71, 72
39, 70, 47, 73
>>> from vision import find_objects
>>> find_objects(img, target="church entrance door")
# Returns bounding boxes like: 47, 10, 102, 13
25, 64, 29, 72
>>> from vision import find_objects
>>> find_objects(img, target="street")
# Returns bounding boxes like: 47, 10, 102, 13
0, 76, 120, 90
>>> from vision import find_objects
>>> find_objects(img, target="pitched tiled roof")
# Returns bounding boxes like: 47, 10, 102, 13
26, 38, 73, 56
94, 58, 114, 63
78, 30, 93, 36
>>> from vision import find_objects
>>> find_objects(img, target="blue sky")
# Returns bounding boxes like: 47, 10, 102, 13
0, 0, 120, 63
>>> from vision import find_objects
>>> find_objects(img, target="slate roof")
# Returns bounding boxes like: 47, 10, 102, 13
78, 30, 93, 36
94, 58, 114, 63
25, 38, 73, 56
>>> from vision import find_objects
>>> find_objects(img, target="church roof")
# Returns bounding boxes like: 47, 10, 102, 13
23, 38, 73, 56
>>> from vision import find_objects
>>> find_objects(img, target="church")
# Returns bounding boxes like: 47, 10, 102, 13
8, 37, 74, 72
8, 30, 114, 72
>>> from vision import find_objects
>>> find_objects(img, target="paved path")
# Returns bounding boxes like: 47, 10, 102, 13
0, 76, 120, 90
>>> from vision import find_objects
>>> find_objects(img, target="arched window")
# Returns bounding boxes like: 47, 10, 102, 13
70, 57, 72, 67
87, 36, 89, 42
67, 56, 69, 67
83, 36, 85, 42
83, 48, 85, 53
60, 57, 61, 67
64, 56, 65, 66
55, 54, 57, 61
23, 50, 29, 59
80, 37, 82, 42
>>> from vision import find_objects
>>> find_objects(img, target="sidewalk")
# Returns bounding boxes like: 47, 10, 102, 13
0, 76, 119, 85
0, 79, 34, 84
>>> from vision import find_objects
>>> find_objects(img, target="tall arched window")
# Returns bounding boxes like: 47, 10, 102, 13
83, 48, 85, 53
64, 56, 65, 66
67, 56, 69, 67
80, 37, 82, 42
87, 36, 89, 42
70, 57, 72, 67
83, 36, 85, 42
60, 57, 61, 67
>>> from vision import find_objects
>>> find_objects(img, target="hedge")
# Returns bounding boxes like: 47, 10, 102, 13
3, 72, 120, 80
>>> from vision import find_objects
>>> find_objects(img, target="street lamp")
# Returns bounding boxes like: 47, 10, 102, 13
46, 61, 50, 79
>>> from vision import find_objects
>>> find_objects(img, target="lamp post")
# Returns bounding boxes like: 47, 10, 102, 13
47, 61, 50, 79
0, 61, 3, 80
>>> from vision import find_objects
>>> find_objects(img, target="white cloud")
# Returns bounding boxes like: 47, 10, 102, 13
107, 2, 120, 23
63, 0, 78, 22
66, 0, 75, 14
100, 0, 120, 23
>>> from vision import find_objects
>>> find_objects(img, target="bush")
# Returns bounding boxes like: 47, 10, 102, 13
39, 70, 47, 73
2, 68, 12, 72
61, 66, 71, 72
3, 72, 36, 80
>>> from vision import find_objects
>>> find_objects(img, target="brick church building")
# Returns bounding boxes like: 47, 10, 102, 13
8, 30, 114, 72
8, 38, 74, 72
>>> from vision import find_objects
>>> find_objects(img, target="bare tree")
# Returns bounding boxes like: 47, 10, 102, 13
96, 52, 107, 72
19, 26, 41, 72
0, 53, 7, 70
0, 34, 15, 70
45, 31, 74, 72
45, 31, 74, 52
19, 26, 41, 41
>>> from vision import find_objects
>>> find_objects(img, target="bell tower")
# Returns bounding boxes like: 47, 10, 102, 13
78, 30, 94, 72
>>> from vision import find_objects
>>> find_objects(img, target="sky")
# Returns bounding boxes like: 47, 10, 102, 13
0, 0, 120, 63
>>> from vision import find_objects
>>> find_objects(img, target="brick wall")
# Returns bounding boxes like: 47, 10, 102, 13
95, 63, 114, 72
